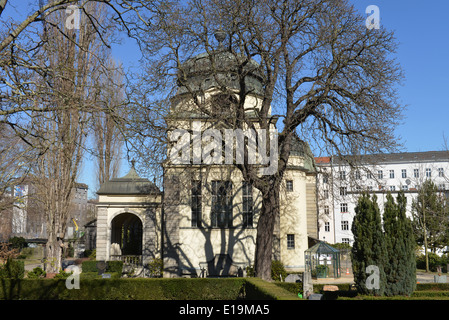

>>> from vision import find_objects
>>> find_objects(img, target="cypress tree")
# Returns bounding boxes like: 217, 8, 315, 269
397, 191, 417, 295
351, 193, 387, 296
383, 191, 416, 296
383, 192, 402, 296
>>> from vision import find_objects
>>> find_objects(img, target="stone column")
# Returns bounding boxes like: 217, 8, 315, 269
303, 271, 314, 298
96, 207, 109, 261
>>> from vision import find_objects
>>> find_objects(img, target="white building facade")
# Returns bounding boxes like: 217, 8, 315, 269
316, 151, 449, 245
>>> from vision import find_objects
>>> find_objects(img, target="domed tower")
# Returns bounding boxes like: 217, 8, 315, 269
169, 31, 269, 123
163, 31, 272, 277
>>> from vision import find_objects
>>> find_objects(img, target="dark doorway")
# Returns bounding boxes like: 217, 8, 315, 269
111, 213, 142, 255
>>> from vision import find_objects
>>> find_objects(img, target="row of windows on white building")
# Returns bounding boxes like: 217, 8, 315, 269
317, 157, 449, 245
327, 167, 445, 183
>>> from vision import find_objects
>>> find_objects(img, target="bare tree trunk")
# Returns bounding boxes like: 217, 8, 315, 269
254, 185, 279, 281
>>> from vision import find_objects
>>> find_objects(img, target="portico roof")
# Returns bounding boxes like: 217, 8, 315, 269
96, 167, 161, 196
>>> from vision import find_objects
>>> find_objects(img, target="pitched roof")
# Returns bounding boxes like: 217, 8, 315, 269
96, 168, 161, 195
316, 150, 449, 166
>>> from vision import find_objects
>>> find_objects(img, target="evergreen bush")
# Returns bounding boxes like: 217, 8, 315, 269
147, 258, 163, 277
351, 193, 387, 296
0, 278, 300, 300
0, 259, 25, 279
27, 267, 46, 279
383, 192, 416, 296
8, 237, 27, 250
271, 260, 287, 281
106, 261, 123, 274
81, 260, 98, 272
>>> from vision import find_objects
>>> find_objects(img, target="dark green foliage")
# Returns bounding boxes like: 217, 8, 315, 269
0, 259, 25, 279
26, 267, 46, 279
383, 192, 416, 296
54, 269, 72, 279
275, 282, 303, 296
8, 237, 27, 250
146, 258, 163, 277
244, 278, 301, 300
81, 260, 123, 274
415, 283, 449, 291
352, 192, 417, 297
397, 192, 417, 293
276, 282, 358, 300
416, 253, 449, 272
351, 193, 387, 296
106, 261, 124, 274
0, 278, 300, 300
271, 260, 287, 281
246, 265, 255, 277
81, 260, 98, 272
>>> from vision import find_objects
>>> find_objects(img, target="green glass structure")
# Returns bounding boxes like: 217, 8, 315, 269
305, 242, 341, 278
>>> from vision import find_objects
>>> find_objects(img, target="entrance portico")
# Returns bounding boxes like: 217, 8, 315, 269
95, 167, 162, 268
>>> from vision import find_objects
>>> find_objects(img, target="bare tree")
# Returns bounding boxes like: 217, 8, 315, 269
91, 47, 126, 188
127, 0, 404, 280
26, 2, 116, 272
0, 0, 405, 280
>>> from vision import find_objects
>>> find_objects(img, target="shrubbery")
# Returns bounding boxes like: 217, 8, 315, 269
0, 259, 24, 279
416, 253, 449, 272
146, 258, 163, 278
27, 267, 46, 279
271, 260, 287, 281
0, 277, 301, 300
8, 237, 27, 250
81, 260, 123, 274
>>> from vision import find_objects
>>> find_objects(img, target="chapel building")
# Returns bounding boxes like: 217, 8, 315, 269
95, 42, 318, 277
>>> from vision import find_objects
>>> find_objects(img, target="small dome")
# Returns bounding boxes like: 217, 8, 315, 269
97, 168, 161, 195
176, 51, 265, 96
290, 135, 317, 173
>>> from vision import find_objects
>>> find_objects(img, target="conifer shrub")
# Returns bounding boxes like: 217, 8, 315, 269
271, 260, 287, 281
351, 193, 387, 296
0, 259, 25, 279
383, 192, 416, 296
26, 267, 46, 279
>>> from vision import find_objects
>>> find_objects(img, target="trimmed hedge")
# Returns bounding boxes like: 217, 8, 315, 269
81, 260, 123, 274
415, 283, 449, 291
244, 278, 301, 300
0, 277, 302, 300
0, 278, 245, 300
273, 282, 302, 296
412, 290, 449, 298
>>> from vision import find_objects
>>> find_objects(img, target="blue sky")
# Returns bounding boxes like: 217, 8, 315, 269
109, 1, 449, 154
5, 1, 449, 198
100, 1, 449, 191
351, 0, 449, 152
